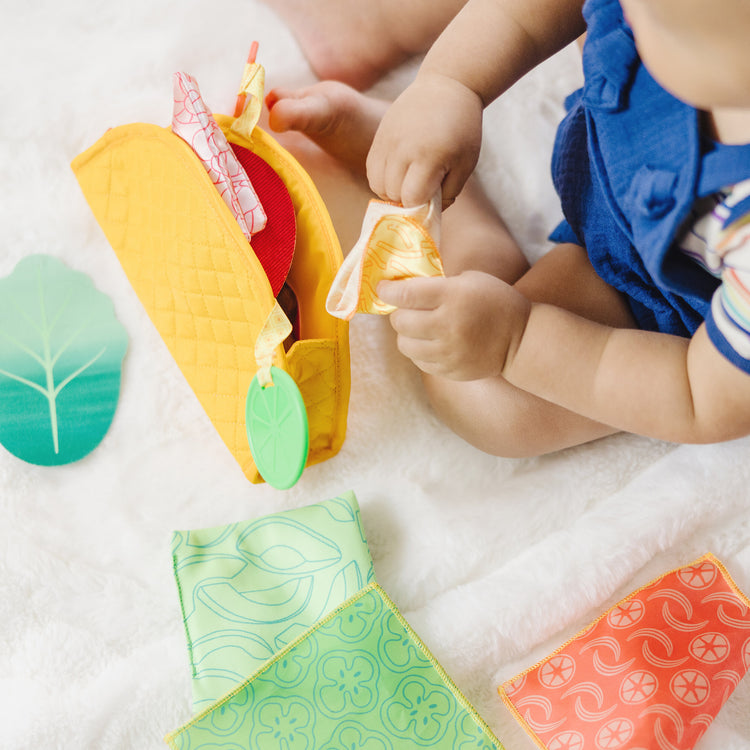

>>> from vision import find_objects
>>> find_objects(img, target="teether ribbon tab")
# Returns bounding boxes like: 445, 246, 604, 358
171, 71, 267, 238
247, 301, 308, 489
254, 301, 292, 388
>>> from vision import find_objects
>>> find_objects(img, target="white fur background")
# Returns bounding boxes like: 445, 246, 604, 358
1, 1, 749, 748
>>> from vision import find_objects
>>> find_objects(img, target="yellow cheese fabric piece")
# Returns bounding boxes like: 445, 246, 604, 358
326, 196, 444, 321
360, 213, 444, 314
71, 117, 349, 483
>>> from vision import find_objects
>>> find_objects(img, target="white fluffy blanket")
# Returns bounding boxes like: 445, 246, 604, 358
2, 1, 749, 748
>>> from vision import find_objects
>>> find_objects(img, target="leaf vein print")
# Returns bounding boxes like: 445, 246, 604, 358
0, 255, 128, 465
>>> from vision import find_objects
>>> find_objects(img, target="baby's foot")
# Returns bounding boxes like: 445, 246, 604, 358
261, 0, 461, 90
266, 81, 388, 174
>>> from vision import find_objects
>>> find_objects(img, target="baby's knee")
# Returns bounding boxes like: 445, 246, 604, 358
422, 374, 542, 458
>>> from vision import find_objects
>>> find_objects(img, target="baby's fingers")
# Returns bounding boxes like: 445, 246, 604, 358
366, 149, 422, 205
388, 307, 443, 343
366, 124, 443, 205
377, 277, 447, 311
393, 335, 445, 373
400, 161, 446, 209
366, 133, 394, 201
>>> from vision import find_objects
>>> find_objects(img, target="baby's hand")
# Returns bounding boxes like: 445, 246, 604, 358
377, 272, 531, 381
366, 72, 483, 209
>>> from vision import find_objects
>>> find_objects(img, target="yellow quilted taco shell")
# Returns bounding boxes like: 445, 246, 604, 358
71, 117, 349, 483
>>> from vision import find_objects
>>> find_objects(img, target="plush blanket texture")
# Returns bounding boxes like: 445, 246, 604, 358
2, 1, 749, 748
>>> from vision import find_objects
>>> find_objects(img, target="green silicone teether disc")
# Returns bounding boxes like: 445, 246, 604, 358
245, 366, 309, 489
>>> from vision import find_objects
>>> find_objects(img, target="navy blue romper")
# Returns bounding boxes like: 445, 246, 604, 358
550, 0, 750, 355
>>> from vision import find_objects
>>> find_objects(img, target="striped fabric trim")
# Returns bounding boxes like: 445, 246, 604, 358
677, 179, 750, 369
711, 292, 750, 360
713, 211, 750, 360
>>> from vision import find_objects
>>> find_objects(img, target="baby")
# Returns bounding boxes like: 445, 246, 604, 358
265, 0, 750, 456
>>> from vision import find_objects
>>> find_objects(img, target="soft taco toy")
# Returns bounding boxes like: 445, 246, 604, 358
71, 47, 350, 488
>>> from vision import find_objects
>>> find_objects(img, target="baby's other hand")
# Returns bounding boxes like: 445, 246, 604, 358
366, 72, 483, 209
377, 272, 531, 381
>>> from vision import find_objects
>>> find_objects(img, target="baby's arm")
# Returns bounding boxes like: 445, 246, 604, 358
503, 302, 750, 443
366, 0, 586, 208
378, 274, 750, 444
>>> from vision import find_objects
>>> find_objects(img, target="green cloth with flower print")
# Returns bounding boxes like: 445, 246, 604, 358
165, 583, 504, 750
171, 491, 375, 712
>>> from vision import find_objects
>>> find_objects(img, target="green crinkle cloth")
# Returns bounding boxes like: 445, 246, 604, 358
171, 491, 375, 711
165, 583, 504, 750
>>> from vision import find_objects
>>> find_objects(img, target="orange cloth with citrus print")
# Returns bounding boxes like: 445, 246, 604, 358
326, 195, 444, 320
500, 554, 750, 750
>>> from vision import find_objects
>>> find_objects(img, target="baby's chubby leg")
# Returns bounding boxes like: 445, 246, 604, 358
441, 179, 529, 283
260, 0, 468, 90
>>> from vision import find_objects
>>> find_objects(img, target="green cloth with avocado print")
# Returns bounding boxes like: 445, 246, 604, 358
171, 491, 375, 712
165, 582, 504, 750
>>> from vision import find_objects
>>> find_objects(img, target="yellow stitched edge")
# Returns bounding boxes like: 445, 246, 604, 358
496, 552, 750, 750
710, 552, 750, 609
170, 549, 198, 681
498, 692, 548, 750
165, 581, 505, 749
271, 122, 351, 461
236, 124, 350, 472
219, 115, 343, 332
219, 116, 351, 474
377, 587, 506, 749
227, 124, 347, 328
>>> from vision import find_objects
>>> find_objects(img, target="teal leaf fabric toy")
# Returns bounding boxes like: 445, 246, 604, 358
165, 583, 504, 750
171, 491, 376, 711
0, 255, 128, 465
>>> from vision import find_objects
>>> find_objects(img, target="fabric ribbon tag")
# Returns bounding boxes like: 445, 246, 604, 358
254, 301, 292, 388
171, 71, 267, 239
326, 194, 444, 320
230, 55, 266, 141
